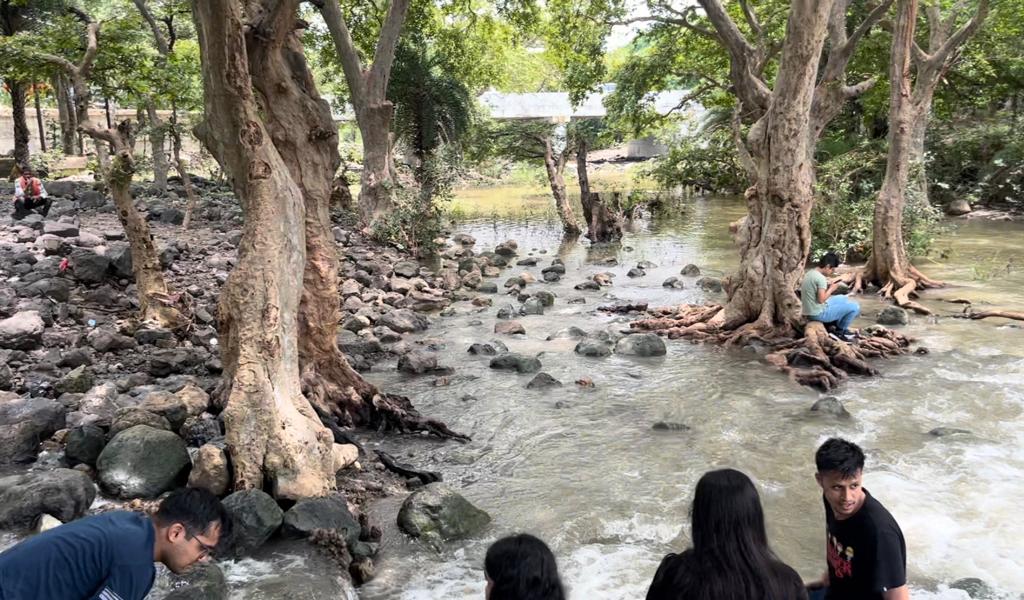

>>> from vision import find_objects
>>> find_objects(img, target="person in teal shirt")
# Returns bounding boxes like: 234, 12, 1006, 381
801, 251, 860, 341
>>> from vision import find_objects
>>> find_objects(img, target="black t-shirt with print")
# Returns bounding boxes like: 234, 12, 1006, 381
823, 489, 907, 600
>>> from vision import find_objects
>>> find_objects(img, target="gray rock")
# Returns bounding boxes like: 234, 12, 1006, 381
378, 309, 429, 333
945, 199, 972, 216
478, 282, 499, 294
467, 343, 498, 356
44, 180, 77, 197
0, 311, 45, 350
542, 263, 566, 275
496, 304, 517, 319
546, 327, 589, 341
526, 372, 562, 390
107, 244, 133, 279
398, 351, 439, 374
696, 277, 723, 293
533, 291, 556, 307
662, 277, 686, 289
97, 425, 190, 498
55, 366, 95, 394
397, 483, 491, 544
810, 396, 851, 419
627, 267, 645, 278
574, 280, 600, 291
520, 297, 545, 316
188, 444, 230, 496
928, 427, 972, 437
140, 391, 190, 430
949, 577, 995, 599
0, 392, 66, 464
0, 468, 96, 528
494, 321, 526, 335
877, 306, 909, 326
78, 190, 108, 209
110, 407, 172, 438
516, 257, 539, 266
158, 207, 185, 225
68, 383, 126, 428
393, 260, 420, 278
163, 563, 228, 600
69, 248, 110, 283
87, 328, 138, 353
43, 221, 79, 238
181, 414, 222, 447
149, 348, 201, 376
58, 348, 93, 368
25, 278, 72, 302
614, 333, 667, 357
133, 326, 176, 346
489, 353, 541, 373
281, 495, 359, 546
542, 270, 561, 282
222, 489, 284, 555
453, 233, 476, 246
680, 264, 701, 276
574, 339, 614, 357
64, 425, 106, 466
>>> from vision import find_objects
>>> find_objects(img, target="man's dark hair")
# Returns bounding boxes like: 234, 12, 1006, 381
815, 438, 865, 477
818, 251, 841, 269
154, 488, 232, 548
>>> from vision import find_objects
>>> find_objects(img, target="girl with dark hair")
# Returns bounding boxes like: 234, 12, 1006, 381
484, 533, 566, 600
646, 468, 808, 600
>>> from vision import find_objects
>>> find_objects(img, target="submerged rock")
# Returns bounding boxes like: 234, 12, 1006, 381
494, 321, 526, 335
489, 353, 541, 373
696, 277, 723, 293
810, 396, 851, 419
397, 483, 491, 544
281, 495, 359, 546
948, 577, 995, 599
652, 421, 690, 432
574, 339, 613, 357
662, 277, 686, 289
877, 306, 909, 326
928, 426, 972, 437
164, 563, 229, 600
614, 333, 667, 357
526, 372, 562, 390
680, 264, 701, 276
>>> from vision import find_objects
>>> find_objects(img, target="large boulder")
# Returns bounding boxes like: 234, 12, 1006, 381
615, 333, 667, 357
0, 392, 66, 464
140, 390, 190, 430
0, 468, 96, 529
378, 309, 429, 333
163, 563, 228, 600
55, 365, 95, 395
0, 311, 45, 350
97, 425, 190, 498
67, 382, 126, 428
42, 221, 79, 238
574, 339, 613, 357
187, 444, 230, 496
69, 248, 110, 284
281, 495, 359, 546
107, 243, 133, 279
222, 489, 284, 555
64, 424, 107, 466
397, 483, 491, 545
109, 407, 172, 437
398, 351, 440, 374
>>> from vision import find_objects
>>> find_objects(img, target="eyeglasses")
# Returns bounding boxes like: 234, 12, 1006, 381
189, 534, 217, 559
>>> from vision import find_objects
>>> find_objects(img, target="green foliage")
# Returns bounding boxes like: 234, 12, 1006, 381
927, 114, 1024, 209
643, 113, 746, 194
811, 144, 942, 261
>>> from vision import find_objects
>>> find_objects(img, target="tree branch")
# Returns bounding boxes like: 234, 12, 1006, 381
840, 0, 895, 61
316, 0, 368, 103
843, 76, 878, 98
132, 0, 170, 55
927, 0, 989, 70
367, 0, 410, 98
695, 0, 770, 114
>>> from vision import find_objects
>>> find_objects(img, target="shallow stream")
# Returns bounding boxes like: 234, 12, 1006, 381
355, 189, 1024, 599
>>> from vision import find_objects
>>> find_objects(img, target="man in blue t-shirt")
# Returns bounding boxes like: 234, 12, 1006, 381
0, 488, 230, 600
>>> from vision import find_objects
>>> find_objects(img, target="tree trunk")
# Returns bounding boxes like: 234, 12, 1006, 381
356, 104, 396, 225
33, 84, 46, 153
861, 0, 937, 314
54, 75, 78, 155
907, 101, 930, 206
146, 104, 168, 194
9, 80, 30, 167
581, 191, 624, 243
171, 106, 201, 231
721, 0, 835, 334
193, 0, 336, 499
543, 139, 580, 237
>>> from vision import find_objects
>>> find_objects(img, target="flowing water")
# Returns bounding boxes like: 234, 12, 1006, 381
355, 188, 1024, 599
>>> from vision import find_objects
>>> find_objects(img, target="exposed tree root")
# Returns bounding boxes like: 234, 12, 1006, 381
631, 304, 913, 392
946, 301, 1024, 323
840, 264, 943, 315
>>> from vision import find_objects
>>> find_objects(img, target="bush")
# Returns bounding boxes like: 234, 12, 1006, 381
928, 115, 1024, 209
644, 127, 747, 194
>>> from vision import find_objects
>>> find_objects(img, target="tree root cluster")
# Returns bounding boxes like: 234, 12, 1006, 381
839, 265, 943, 315
631, 304, 913, 392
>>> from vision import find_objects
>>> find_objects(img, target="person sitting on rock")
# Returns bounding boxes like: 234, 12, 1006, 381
0, 487, 231, 600
801, 251, 860, 342
11, 165, 52, 220
646, 468, 807, 600
485, 533, 566, 600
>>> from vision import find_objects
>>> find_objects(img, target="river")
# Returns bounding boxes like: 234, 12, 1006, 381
354, 188, 1024, 599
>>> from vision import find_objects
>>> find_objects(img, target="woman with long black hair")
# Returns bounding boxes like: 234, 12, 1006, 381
484, 533, 566, 600
646, 468, 808, 600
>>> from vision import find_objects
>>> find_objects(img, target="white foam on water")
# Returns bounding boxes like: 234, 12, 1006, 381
560, 543, 661, 600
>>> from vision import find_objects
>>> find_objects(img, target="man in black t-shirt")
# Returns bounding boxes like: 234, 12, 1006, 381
806, 438, 908, 600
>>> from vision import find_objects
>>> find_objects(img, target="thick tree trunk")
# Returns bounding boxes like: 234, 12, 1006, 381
193, 0, 336, 499
33, 85, 46, 152
54, 75, 78, 155
908, 103, 930, 206
146, 104, 168, 194
356, 104, 396, 225
543, 139, 580, 237
9, 80, 30, 167
721, 0, 835, 334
